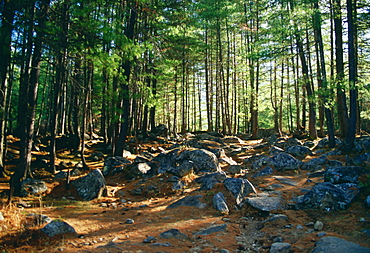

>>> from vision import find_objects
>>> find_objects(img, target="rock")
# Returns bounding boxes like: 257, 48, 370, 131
358, 138, 370, 151
123, 162, 157, 180
223, 136, 245, 144
314, 221, 324, 231
270, 242, 292, 253
317, 232, 327, 237
269, 146, 284, 156
213, 192, 229, 214
194, 224, 227, 236
251, 166, 274, 178
285, 145, 313, 158
0, 212, 4, 221
72, 169, 106, 201
223, 178, 256, 206
20, 178, 48, 197
264, 214, 288, 223
347, 153, 370, 166
324, 166, 369, 184
245, 197, 285, 212
172, 180, 186, 191
227, 165, 244, 174
153, 148, 181, 174
143, 236, 156, 243
304, 141, 316, 148
297, 182, 359, 211
103, 156, 131, 176
41, 219, 76, 237
311, 236, 370, 253
250, 155, 270, 170
176, 149, 222, 173
169, 160, 194, 177
125, 218, 134, 224
167, 195, 207, 209
366, 195, 370, 208
196, 172, 227, 191
160, 229, 188, 240
302, 156, 328, 170
268, 152, 302, 171
317, 136, 342, 148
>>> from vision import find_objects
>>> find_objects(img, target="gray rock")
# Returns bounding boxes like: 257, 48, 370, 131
160, 229, 188, 240
167, 195, 206, 209
125, 218, 134, 224
197, 172, 227, 191
20, 178, 48, 197
317, 137, 342, 148
41, 219, 76, 237
169, 160, 194, 177
227, 165, 244, 174
123, 162, 157, 180
317, 232, 327, 237
172, 180, 186, 191
143, 236, 156, 243
268, 152, 302, 171
304, 141, 316, 148
245, 197, 285, 212
286, 145, 313, 158
358, 138, 370, 151
314, 221, 324, 231
366, 195, 370, 208
347, 152, 370, 166
302, 156, 328, 170
194, 224, 227, 236
270, 242, 292, 253
72, 169, 106, 201
152, 148, 181, 174
176, 149, 222, 173
213, 192, 229, 214
103, 156, 131, 176
264, 214, 288, 223
250, 155, 270, 169
311, 236, 370, 253
324, 166, 369, 184
297, 182, 359, 211
251, 166, 274, 178
0, 212, 4, 221
223, 178, 257, 206
269, 146, 284, 155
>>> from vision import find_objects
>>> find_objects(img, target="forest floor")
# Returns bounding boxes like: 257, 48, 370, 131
0, 135, 369, 253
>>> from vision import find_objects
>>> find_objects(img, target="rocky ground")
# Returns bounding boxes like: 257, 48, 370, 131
0, 132, 370, 253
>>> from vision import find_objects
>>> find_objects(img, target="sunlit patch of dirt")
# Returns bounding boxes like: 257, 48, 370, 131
0, 137, 370, 252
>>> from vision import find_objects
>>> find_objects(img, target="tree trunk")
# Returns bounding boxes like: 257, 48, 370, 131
115, 7, 137, 156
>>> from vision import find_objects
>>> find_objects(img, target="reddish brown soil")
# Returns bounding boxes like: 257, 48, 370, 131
0, 137, 369, 253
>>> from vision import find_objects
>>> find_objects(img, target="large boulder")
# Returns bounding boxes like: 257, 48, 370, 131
103, 156, 131, 176
20, 178, 48, 197
324, 166, 369, 184
268, 152, 302, 171
285, 145, 313, 158
245, 196, 285, 212
72, 169, 106, 201
347, 153, 370, 166
297, 182, 359, 211
41, 219, 76, 237
213, 192, 229, 214
223, 178, 256, 206
176, 149, 221, 173
123, 162, 158, 180
311, 236, 370, 253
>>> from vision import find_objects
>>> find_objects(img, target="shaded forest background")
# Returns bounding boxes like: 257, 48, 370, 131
0, 0, 369, 196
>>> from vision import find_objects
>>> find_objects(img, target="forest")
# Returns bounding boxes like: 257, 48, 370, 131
0, 0, 369, 197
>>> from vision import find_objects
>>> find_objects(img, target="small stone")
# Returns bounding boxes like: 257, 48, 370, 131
296, 224, 304, 229
143, 236, 156, 243
125, 219, 134, 224
0, 212, 4, 221
317, 232, 327, 237
270, 242, 292, 253
359, 217, 366, 222
314, 221, 324, 231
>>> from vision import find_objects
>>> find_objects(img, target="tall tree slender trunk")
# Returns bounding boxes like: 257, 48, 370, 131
10, 0, 50, 200
115, 7, 137, 156
343, 0, 358, 152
